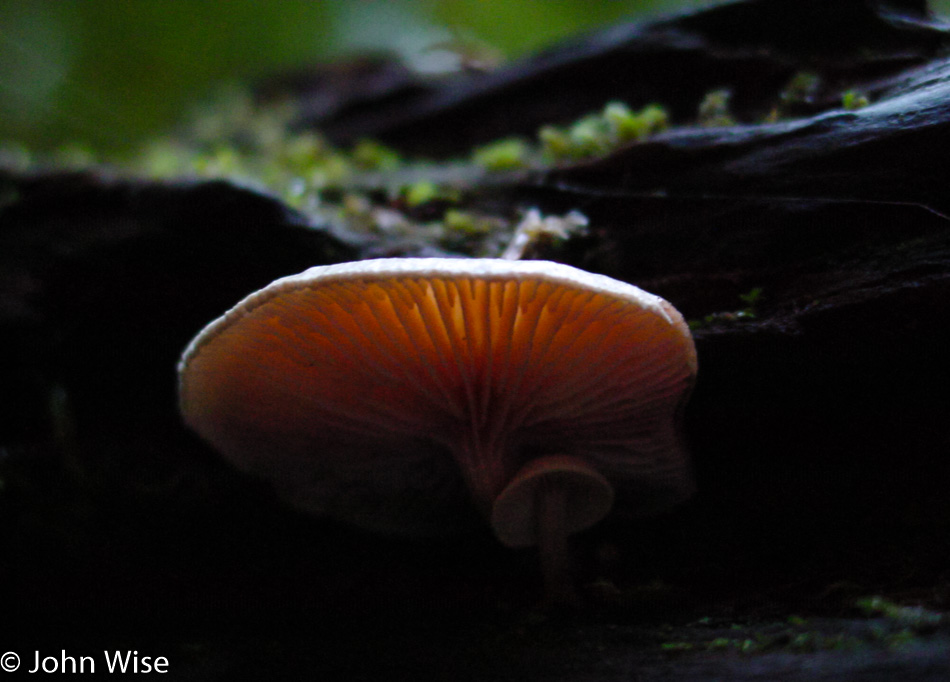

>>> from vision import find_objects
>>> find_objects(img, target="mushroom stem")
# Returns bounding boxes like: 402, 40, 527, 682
490, 455, 615, 605
536, 477, 578, 605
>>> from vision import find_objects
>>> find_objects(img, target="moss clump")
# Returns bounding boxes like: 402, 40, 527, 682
842, 90, 870, 111
130, 90, 358, 212
857, 596, 944, 633
780, 72, 821, 108
660, 641, 694, 654
403, 180, 441, 207
539, 100, 669, 162
678, 628, 867, 657
1, 66, 881, 262
471, 137, 531, 170
604, 101, 668, 142
688, 287, 763, 330
351, 139, 402, 171
697, 89, 735, 128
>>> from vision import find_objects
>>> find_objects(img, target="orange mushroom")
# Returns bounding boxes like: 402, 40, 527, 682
178, 258, 697, 602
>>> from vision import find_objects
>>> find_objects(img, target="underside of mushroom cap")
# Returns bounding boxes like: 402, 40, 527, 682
178, 258, 697, 536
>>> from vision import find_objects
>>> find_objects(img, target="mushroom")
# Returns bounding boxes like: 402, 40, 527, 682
178, 258, 697, 602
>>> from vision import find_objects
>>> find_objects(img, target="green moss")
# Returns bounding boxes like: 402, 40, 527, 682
4, 67, 881, 262
443, 209, 479, 234
689, 629, 867, 657
472, 137, 531, 170
279, 132, 336, 175
688, 287, 764, 330
191, 146, 248, 177
540, 115, 609, 161
401, 180, 462, 207
604, 101, 669, 142
857, 596, 944, 632
537, 100, 668, 162
660, 641, 693, 653
842, 90, 870, 111
443, 209, 496, 236
403, 180, 438, 207
538, 125, 574, 160
126, 90, 365, 216
352, 139, 402, 171
665, 598, 948, 661
884, 629, 919, 648
779, 72, 821, 107
603, 101, 646, 141
737, 286, 763, 311
698, 89, 735, 128
568, 114, 613, 156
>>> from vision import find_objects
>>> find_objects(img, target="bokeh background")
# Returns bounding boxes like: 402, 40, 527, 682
0, 0, 725, 154
2, 0, 949, 155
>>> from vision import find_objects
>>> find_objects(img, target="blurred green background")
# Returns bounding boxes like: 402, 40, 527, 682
0, 0, 714, 154
1, 0, 948, 155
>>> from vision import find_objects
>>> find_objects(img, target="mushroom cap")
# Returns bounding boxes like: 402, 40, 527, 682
178, 258, 697, 537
